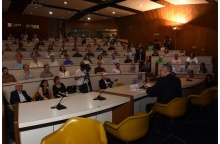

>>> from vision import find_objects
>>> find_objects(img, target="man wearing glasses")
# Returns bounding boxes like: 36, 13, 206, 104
10, 82, 33, 105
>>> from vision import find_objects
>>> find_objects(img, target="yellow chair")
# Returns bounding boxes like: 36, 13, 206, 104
189, 89, 215, 124
40, 117, 107, 144
104, 111, 152, 143
32, 92, 38, 101
116, 82, 124, 87
153, 97, 189, 143
211, 87, 218, 99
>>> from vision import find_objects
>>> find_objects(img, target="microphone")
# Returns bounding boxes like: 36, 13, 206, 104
51, 92, 67, 110
93, 79, 118, 101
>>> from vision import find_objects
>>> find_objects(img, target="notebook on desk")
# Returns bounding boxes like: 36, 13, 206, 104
67, 85, 76, 93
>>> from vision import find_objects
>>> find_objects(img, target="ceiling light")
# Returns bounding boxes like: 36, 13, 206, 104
62, 17, 64, 19
68, 11, 70, 13
49, 11, 52, 14
140, 4, 143, 6
88, 17, 91, 20
112, 11, 115, 14
64, 1, 67, 4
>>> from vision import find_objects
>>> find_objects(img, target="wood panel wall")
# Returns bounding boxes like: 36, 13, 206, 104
2, 12, 49, 40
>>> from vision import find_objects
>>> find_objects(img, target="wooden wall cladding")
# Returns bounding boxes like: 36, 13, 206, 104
2, 11, 49, 40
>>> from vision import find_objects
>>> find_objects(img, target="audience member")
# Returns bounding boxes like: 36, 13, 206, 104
171, 54, 181, 64
11, 38, 21, 46
94, 62, 106, 74
112, 63, 122, 74
197, 62, 208, 74
109, 53, 120, 64
60, 50, 67, 58
2, 67, 17, 83
30, 47, 41, 58
60, 44, 67, 51
153, 39, 161, 50
7, 33, 15, 40
48, 54, 59, 67
52, 76, 68, 98
40, 64, 54, 78
130, 44, 136, 56
141, 59, 151, 72
108, 44, 116, 51
156, 56, 164, 64
96, 44, 103, 51
75, 63, 89, 93
13, 56, 24, 69
103, 41, 108, 46
37, 39, 45, 45
148, 42, 154, 50
97, 55, 104, 64
20, 64, 35, 80
163, 48, 170, 56
63, 55, 73, 65
167, 62, 176, 72
114, 49, 121, 56
186, 53, 198, 63
124, 55, 133, 63
5, 43, 12, 51
152, 49, 159, 56
26, 40, 33, 46
72, 48, 83, 57
82, 37, 86, 45
48, 44, 54, 50
124, 49, 132, 56
135, 49, 145, 63
35, 79, 52, 101
132, 72, 145, 84
45, 48, 54, 58
205, 74, 216, 88
128, 62, 138, 73
100, 50, 109, 56
86, 49, 95, 57
29, 56, 44, 68
59, 65, 70, 77
10, 82, 32, 105
14, 48, 23, 59
83, 55, 92, 65
85, 44, 91, 51
32, 34, 39, 41
178, 49, 185, 56
99, 73, 113, 89
178, 61, 191, 73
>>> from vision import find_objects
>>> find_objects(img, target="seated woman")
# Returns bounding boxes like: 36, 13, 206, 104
205, 74, 216, 88
178, 49, 185, 56
83, 55, 93, 65
52, 76, 68, 98
59, 65, 70, 77
100, 50, 108, 56
14, 48, 23, 59
163, 48, 169, 56
5, 43, 12, 51
112, 63, 122, 74
197, 62, 208, 74
35, 79, 52, 101
60, 50, 67, 58
97, 55, 104, 64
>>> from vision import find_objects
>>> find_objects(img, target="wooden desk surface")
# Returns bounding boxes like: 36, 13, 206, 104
18, 92, 129, 128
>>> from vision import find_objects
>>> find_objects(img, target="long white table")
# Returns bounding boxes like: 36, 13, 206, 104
15, 92, 130, 144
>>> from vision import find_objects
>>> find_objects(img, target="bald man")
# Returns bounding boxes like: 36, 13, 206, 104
99, 73, 113, 89
10, 82, 32, 105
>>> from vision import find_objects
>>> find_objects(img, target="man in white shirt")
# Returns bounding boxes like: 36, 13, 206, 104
178, 62, 191, 73
48, 55, 59, 67
186, 53, 198, 63
109, 53, 120, 64
75, 63, 89, 93
29, 56, 44, 68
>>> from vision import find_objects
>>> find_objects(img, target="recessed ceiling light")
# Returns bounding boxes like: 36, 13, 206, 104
35, 7, 37, 8
106, 29, 108, 30
88, 17, 91, 20
64, 1, 67, 4
87, 3, 90, 4
68, 11, 70, 13
62, 17, 64, 18
140, 4, 143, 6
112, 11, 115, 14
76, 8, 79, 10
117, 16, 120, 17
30, 12, 32, 14
49, 11, 53, 14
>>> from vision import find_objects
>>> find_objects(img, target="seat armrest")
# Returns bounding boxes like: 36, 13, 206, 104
104, 121, 119, 130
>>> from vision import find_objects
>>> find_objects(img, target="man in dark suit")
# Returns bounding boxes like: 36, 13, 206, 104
145, 64, 182, 134
10, 82, 32, 105
135, 49, 145, 63
99, 73, 113, 89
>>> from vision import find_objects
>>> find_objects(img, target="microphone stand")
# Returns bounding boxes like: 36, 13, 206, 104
93, 79, 118, 101
51, 93, 67, 110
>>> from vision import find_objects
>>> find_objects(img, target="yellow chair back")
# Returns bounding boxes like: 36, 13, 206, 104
190, 89, 214, 106
41, 117, 107, 144
104, 111, 151, 142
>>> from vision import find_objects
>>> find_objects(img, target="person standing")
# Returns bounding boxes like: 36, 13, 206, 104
75, 62, 89, 93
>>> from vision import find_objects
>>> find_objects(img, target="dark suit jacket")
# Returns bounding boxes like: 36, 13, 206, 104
135, 53, 145, 63
146, 74, 182, 104
99, 78, 113, 89
10, 90, 32, 105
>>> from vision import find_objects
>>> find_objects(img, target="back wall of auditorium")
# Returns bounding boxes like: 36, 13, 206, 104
2, 1, 218, 80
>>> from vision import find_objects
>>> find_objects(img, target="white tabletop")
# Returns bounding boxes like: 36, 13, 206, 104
18, 92, 129, 128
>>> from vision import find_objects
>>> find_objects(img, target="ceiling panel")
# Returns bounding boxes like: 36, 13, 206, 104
80, 14, 112, 22
117, 0, 164, 12
23, 5, 77, 19
42, 0, 97, 10
2, 0, 11, 12
165, 0, 209, 5
95, 6, 136, 18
